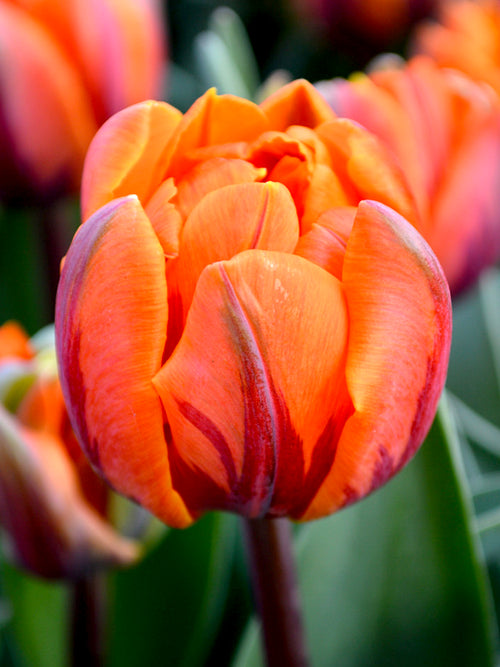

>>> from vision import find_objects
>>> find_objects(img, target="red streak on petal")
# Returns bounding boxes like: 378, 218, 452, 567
163, 286, 183, 363
176, 400, 238, 487
166, 263, 351, 518
218, 264, 278, 516
368, 445, 394, 493
59, 326, 101, 474
249, 186, 270, 249
164, 419, 230, 516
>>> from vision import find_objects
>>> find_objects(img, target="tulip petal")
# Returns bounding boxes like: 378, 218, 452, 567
320, 77, 425, 211
16, 372, 109, 514
6, 0, 164, 116
304, 201, 451, 519
174, 157, 266, 219
300, 163, 352, 232
0, 3, 96, 198
165, 89, 270, 178
154, 250, 352, 519
260, 79, 336, 130
144, 178, 183, 258
371, 58, 452, 203
316, 119, 420, 228
56, 195, 191, 528
429, 114, 500, 293
72, 0, 165, 116
166, 181, 300, 352
0, 406, 138, 578
248, 128, 351, 229
81, 100, 182, 219
295, 207, 356, 279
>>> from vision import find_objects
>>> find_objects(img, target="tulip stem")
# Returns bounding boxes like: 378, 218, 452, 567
70, 573, 106, 667
243, 518, 309, 667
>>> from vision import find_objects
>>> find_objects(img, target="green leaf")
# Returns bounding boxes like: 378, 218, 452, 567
479, 268, 500, 393
108, 512, 238, 667
0, 562, 68, 667
193, 6, 262, 100
234, 396, 495, 666
208, 7, 260, 96
451, 395, 500, 462
193, 30, 253, 98
0, 208, 51, 333
448, 276, 500, 426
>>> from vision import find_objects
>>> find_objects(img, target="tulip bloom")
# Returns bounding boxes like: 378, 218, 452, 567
0, 0, 165, 203
56, 80, 451, 529
413, 0, 500, 96
317, 56, 500, 294
0, 322, 138, 578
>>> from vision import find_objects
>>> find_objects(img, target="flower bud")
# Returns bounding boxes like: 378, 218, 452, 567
0, 322, 138, 579
56, 81, 451, 528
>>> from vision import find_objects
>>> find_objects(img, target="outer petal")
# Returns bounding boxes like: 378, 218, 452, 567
55, 195, 191, 528
304, 201, 451, 519
0, 2, 96, 199
81, 100, 182, 219
0, 406, 138, 579
260, 79, 336, 130
153, 250, 352, 519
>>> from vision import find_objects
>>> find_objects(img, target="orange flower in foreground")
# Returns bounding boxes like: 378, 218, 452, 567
0, 322, 138, 578
413, 0, 500, 95
55, 81, 451, 529
317, 55, 500, 294
0, 0, 165, 203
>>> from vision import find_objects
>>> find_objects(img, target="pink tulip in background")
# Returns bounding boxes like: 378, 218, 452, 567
0, 0, 165, 203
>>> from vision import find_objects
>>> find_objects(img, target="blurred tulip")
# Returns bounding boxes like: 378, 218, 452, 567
289, 0, 437, 48
0, 0, 165, 204
55, 80, 451, 529
413, 0, 500, 95
0, 322, 138, 579
317, 55, 500, 294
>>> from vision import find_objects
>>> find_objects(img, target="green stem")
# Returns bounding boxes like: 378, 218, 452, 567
244, 518, 309, 667
70, 574, 106, 667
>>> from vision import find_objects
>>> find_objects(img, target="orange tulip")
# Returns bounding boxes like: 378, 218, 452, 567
0, 0, 165, 203
413, 0, 500, 96
0, 322, 138, 578
55, 81, 451, 529
317, 55, 500, 294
